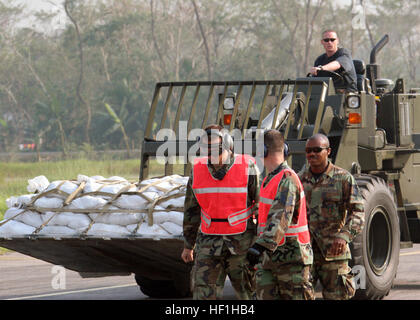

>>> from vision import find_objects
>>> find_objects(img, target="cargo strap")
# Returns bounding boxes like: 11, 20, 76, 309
3, 175, 187, 236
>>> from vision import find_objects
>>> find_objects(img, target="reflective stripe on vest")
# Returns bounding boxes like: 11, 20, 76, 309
192, 154, 256, 235
258, 168, 310, 245
194, 187, 248, 194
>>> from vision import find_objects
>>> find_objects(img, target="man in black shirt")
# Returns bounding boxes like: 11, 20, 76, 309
309, 30, 357, 92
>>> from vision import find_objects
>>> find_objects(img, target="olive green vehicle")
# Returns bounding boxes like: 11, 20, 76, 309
1, 35, 418, 299
140, 34, 420, 300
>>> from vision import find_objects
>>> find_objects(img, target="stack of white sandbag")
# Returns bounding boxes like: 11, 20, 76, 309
0, 174, 188, 238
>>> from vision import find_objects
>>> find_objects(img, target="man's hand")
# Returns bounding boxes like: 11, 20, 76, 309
181, 248, 194, 263
246, 243, 267, 268
310, 66, 322, 76
327, 238, 347, 257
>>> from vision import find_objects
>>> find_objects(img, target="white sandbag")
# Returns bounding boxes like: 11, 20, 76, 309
42, 211, 91, 230
45, 180, 78, 195
151, 211, 183, 226
147, 181, 177, 194
27, 175, 50, 193
4, 207, 25, 220
91, 175, 105, 181
100, 183, 134, 194
4, 208, 43, 228
77, 174, 91, 183
0, 220, 35, 236
142, 191, 160, 201
18, 211, 43, 228
89, 211, 142, 226
167, 187, 186, 197
160, 221, 183, 235
37, 225, 76, 236
18, 194, 36, 206
87, 223, 131, 236
34, 196, 64, 209
114, 194, 150, 209
67, 195, 107, 210
83, 180, 102, 193
159, 196, 185, 209
6, 196, 18, 208
127, 223, 170, 236
171, 175, 189, 185
139, 177, 160, 186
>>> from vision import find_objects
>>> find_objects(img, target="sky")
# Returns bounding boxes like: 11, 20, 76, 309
8, 0, 358, 34
9, 0, 67, 32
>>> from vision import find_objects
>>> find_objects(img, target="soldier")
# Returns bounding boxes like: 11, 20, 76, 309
181, 124, 260, 300
309, 29, 358, 93
298, 133, 365, 300
247, 130, 314, 300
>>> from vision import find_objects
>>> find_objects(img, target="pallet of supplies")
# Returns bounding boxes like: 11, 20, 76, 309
0, 174, 188, 239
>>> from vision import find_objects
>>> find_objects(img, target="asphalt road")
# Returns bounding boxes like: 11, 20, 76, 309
1, 244, 420, 300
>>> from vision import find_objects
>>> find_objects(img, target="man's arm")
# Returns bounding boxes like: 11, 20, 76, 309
327, 173, 364, 256
337, 174, 365, 243
182, 174, 201, 250
181, 173, 202, 263
247, 159, 260, 216
310, 61, 341, 76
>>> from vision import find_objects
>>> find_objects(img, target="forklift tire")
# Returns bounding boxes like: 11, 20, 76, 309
351, 175, 400, 299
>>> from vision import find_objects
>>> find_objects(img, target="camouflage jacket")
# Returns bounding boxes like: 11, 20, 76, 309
183, 154, 260, 256
298, 162, 365, 261
256, 162, 313, 267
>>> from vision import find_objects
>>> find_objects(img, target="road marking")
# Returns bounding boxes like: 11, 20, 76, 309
6, 283, 137, 300
400, 250, 420, 256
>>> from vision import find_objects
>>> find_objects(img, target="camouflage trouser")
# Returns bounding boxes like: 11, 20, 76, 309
191, 245, 255, 300
312, 242, 355, 300
255, 264, 314, 300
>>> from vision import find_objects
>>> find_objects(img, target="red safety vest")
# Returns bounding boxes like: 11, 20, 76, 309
258, 168, 310, 245
192, 154, 255, 235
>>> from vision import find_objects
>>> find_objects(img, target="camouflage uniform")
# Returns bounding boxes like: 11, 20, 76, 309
255, 162, 314, 300
183, 154, 260, 300
298, 162, 365, 300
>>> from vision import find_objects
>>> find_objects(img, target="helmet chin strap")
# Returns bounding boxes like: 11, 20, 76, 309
212, 165, 228, 180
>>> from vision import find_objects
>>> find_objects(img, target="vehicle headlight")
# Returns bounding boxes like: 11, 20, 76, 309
223, 97, 235, 110
347, 95, 360, 109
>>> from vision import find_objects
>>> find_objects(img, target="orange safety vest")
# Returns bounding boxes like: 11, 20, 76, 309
258, 168, 310, 245
192, 154, 255, 235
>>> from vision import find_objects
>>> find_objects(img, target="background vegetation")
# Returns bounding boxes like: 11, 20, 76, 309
0, 0, 419, 155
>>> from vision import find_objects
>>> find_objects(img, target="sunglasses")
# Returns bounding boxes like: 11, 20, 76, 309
323, 38, 336, 42
305, 147, 329, 154
200, 144, 223, 155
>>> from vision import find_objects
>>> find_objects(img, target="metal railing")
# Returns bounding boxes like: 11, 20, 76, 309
141, 79, 329, 179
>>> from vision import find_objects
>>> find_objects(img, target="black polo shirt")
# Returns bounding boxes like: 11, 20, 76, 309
314, 47, 357, 92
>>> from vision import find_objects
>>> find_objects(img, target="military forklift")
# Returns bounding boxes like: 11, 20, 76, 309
140, 34, 420, 299
1, 34, 417, 299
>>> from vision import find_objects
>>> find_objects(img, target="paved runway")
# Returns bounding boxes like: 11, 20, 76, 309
1, 244, 420, 300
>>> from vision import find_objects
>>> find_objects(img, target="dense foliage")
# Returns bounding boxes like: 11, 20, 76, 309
0, 0, 419, 154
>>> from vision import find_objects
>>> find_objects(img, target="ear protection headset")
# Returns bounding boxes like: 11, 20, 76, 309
263, 130, 289, 158
200, 128, 234, 151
